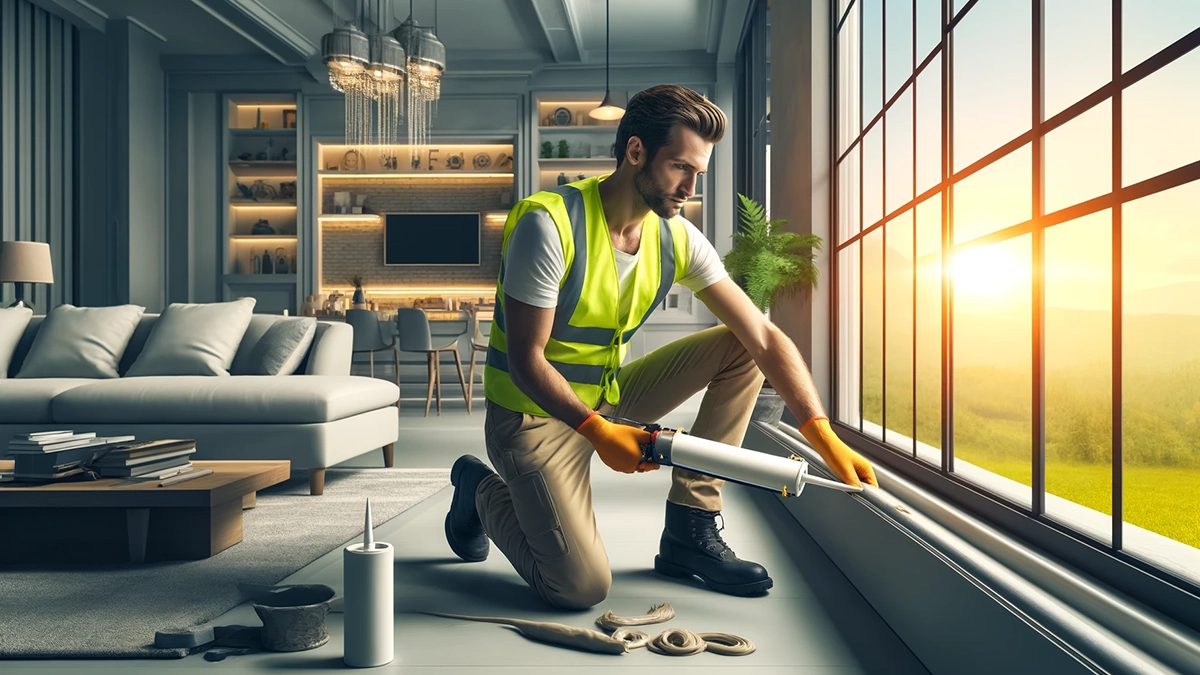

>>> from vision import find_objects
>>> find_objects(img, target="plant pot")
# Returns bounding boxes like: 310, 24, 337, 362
352, 286, 366, 305
751, 386, 786, 425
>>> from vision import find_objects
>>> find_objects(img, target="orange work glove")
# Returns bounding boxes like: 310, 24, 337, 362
800, 417, 879, 489
575, 412, 660, 474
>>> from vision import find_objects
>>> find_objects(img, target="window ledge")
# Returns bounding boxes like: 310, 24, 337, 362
855, 420, 1200, 586
750, 421, 1200, 675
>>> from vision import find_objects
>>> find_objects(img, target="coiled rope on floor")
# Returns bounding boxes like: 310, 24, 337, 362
610, 628, 650, 650
595, 604, 756, 657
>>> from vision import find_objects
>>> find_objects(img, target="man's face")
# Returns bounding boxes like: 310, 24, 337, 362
632, 126, 712, 219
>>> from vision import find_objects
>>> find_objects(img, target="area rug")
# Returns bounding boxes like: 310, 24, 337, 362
0, 467, 450, 659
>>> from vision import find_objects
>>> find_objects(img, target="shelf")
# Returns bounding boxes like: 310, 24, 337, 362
317, 170, 513, 179
224, 274, 297, 284
536, 126, 618, 133
230, 198, 296, 206
230, 128, 296, 136
230, 235, 298, 241
537, 158, 616, 166
318, 214, 381, 221
228, 161, 297, 177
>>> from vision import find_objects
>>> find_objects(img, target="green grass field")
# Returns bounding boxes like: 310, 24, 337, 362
973, 460, 1200, 549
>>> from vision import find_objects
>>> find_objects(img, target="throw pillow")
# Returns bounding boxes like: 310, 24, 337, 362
243, 318, 317, 375
125, 297, 257, 377
0, 306, 34, 378
15, 304, 146, 379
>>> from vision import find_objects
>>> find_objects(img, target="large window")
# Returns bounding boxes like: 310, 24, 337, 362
832, 0, 1200, 589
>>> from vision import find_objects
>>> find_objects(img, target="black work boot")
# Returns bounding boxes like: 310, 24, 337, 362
445, 455, 496, 562
654, 500, 773, 596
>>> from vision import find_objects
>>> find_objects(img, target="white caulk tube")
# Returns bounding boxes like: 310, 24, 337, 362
647, 430, 863, 496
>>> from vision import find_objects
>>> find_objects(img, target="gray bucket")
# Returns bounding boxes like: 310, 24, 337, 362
251, 584, 336, 652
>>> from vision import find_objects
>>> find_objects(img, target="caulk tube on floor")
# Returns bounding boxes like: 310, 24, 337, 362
646, 430, 863, 496
343, 498, 394, 668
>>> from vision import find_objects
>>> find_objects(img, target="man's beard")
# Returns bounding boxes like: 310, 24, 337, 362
634, 164, 681, 218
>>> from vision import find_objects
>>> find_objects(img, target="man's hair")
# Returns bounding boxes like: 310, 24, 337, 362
613, 84, 726, 168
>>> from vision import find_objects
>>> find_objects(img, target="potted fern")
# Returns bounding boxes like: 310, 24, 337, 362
723, 193, 823, 423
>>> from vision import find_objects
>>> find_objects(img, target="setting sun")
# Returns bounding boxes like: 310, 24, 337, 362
951, 245, 1030, 304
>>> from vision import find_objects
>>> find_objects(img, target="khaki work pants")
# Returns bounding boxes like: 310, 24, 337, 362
476, 325, 765, 609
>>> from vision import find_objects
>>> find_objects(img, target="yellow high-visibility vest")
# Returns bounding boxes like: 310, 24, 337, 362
484, 176, 691, 416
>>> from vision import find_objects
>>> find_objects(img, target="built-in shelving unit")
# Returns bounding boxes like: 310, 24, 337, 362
312, 139, 515, 311
221, 93, 301, 314
533, 94, 619, 191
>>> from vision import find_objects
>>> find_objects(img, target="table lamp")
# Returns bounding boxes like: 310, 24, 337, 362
0, 241, 54, 309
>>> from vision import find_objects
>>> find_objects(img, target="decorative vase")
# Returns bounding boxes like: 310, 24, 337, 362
261, 249, 274, 274
352, 286, 365, 306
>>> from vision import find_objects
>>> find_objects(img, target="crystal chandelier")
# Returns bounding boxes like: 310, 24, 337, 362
321, 0, 409, 151
393, 0, 446, 151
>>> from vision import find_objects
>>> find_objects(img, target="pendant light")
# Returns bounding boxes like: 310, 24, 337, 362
394, 0, 446, 149
589, 0, 624, 121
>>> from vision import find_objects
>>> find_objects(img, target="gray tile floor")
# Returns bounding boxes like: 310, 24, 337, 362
4, 388, 928, 674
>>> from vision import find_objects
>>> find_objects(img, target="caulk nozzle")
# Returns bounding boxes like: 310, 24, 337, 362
363, 498, 375, 550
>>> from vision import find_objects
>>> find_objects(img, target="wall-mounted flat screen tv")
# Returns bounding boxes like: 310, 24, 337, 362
383, 212, 481, 266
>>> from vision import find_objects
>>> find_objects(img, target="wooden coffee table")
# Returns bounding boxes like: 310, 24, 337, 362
0, 460, 289, 564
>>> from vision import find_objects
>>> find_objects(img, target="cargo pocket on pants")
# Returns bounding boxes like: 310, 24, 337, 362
508, 469, 570, 561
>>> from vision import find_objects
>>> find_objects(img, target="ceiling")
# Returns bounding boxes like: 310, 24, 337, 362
47, 0, 749, 74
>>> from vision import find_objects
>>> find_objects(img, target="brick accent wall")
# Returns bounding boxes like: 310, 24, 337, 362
319, 176, 512, 300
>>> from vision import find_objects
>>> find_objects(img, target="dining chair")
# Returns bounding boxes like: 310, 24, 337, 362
466, 309, 492, 415
345, 309, 400, 390
395, 308, 469, 416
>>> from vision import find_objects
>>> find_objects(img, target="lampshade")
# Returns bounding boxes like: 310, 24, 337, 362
321, 23, 370, 77
589, 90, 625, 121
0, 241, 54, 284
589, 0, 624, 121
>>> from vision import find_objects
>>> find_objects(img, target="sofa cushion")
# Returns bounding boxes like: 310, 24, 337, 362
0, 379, 99, 423
238, 318, 316, 376
16, 304, 146, 379
0, 306, 33, 379
126, 298, 256, 377
51, 376, 399, 424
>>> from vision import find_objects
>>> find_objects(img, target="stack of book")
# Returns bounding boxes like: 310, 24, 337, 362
6, 431, 137, 481
89, 439, 197, 479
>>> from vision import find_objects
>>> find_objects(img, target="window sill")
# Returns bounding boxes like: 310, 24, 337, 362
747, 420, 1200, 675
852, 420, 1200, 587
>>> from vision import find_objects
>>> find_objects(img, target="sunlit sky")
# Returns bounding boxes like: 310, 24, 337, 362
836, 0, 1200, 314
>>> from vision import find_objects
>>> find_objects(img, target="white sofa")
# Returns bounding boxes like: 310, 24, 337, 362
1, 313, 400, 495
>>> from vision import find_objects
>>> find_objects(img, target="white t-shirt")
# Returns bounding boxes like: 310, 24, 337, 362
502, 209, 728, 310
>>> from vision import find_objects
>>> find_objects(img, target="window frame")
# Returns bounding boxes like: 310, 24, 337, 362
829, 0, 1200, 631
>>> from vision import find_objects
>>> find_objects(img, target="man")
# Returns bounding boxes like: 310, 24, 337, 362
446, 84, 877, 609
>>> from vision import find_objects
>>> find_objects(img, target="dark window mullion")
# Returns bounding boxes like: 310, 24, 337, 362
912, 0, 919, 460
859, 0, 866, 433
1032, 0, 1046, 516
832, 0, 843, 423
942, 0, 954, 474
881, 0, 888, 441
1111, 0, 1124, 552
